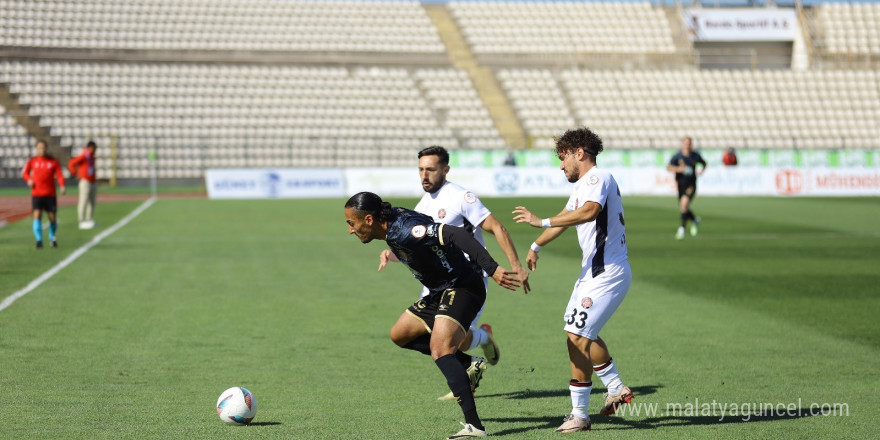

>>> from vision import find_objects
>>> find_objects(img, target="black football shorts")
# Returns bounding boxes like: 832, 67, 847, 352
31, 196, 58, 213
406, 283, 486, 335
677, 182, 696, 199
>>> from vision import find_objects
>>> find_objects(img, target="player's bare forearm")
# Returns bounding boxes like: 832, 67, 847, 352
526, 226, 567, 271
481, 215, 530, 293
515, 204, 599, 229
481, 215, 520, 263
549, 203, 601, 226
533, 226, 567, 247
513, 206, 565, 228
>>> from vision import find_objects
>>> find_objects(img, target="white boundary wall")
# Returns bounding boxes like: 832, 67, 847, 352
205, 168, 345, 199
205, 167, 880, 199
345, 167, 880, 197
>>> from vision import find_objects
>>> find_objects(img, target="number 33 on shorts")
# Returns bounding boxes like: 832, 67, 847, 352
566, 308, 588, 329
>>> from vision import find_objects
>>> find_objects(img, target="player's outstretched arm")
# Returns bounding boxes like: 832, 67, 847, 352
513, 207, 571, 272
525, 226, 566, 271
442, 224, 521, 293
377, 249, 399, 272
480, 214, 530, 294
514, 204, 600, 229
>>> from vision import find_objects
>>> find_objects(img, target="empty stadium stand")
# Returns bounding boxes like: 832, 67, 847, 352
0, 0, 444, 54
0, 0, 878, 181
502, 67, 880, 150
813, 2, 880, 56
1, 60, 513, 177
449, 1, 676, 56
0, 104, 33, 177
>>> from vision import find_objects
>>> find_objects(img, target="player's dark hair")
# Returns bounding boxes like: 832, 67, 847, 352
417, 145, 449, 165
345, 192, 394, 222
555, 127, 603, 159
35, 139, 47, 147
86, 140, 97, 149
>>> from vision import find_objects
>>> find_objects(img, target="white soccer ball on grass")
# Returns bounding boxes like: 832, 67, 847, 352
216, 386, 257, 425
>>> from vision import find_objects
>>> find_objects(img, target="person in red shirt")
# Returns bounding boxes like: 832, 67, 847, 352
22, 139, 66, 249
68, 140, 98, 229
722, 147, 738, 166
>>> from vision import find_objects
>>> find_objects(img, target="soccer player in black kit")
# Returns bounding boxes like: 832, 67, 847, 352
666, 136, 706, 240
344, 192, 521, 439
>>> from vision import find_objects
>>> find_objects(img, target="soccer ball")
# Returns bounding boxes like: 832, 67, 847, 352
216, 387, 257, 425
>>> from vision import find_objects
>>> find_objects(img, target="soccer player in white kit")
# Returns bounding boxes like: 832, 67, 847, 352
513, 128, 633, 433
379, 146, 530, 400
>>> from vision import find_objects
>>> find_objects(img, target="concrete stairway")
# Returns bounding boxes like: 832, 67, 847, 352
0, 82, 66, 160
663, 4, 693, 58
424, 4, 527, 149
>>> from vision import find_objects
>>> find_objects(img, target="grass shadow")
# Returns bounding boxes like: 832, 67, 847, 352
483, 405, 817, 436
600, 409, 817, 430
479, 384, 662, 401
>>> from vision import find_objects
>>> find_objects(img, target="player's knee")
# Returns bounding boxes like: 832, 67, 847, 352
429, 339, 456, 360
567, 332, 594, 349
389, 328, 408, 347
429, 347, 453, 361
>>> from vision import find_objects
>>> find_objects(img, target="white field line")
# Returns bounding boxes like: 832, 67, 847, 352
0, 197, 156, 312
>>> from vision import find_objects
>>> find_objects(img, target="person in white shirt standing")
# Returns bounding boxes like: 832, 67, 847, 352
513, 128, 633, 433
379, 146, 530, 401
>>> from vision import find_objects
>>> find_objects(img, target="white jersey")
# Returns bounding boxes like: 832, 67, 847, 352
565, 167, 628, 279
414, 181, 492, 248
414, 181, 493, 319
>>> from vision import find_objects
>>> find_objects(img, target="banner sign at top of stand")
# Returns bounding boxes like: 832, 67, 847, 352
684, 8, 797, 42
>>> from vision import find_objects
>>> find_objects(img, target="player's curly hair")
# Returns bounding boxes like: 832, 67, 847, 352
555, 127, 604, 159
345, 192, 394, 222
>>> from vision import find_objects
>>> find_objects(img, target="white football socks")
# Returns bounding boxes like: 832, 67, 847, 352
569, 380, 592, 419
468, 327, 489, 351
594, 359, 623, 395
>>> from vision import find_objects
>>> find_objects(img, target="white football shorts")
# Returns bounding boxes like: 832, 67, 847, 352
563, 261, 631, 339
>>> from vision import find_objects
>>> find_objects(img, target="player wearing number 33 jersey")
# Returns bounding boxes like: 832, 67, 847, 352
562, 165, 630, 339
513, 127, 633, 433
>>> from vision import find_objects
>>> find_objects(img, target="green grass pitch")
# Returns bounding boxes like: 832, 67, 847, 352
1, 195, 878, 439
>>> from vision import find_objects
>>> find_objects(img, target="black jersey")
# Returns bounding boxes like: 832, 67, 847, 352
385, 207, 491, 293
668, 151, 706, 186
